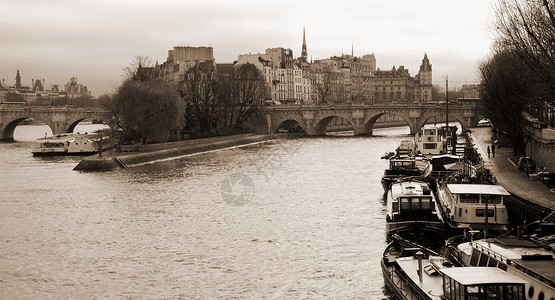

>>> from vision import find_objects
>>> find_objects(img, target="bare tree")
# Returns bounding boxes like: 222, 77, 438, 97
228, 63, 267, 129
122, 56, 158, 82
313, 66, 339, 104
180, 62, 223, 134
494, 0, 555, 121
479, 49, 531, 155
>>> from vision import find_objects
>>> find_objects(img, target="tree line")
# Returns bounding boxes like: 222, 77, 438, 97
102, 57, 267, 144
479, 0, 554, 155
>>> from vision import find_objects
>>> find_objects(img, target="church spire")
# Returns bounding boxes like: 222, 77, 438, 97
301, 27, 308, 62
15, 69, 21, 89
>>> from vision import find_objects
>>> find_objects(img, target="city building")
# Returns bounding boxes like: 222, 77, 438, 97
64, 77, 91, 99
160, 46, 215, 86
414, 54, 433, 102
459, 84, 480, 99
374, 66, 415, 103
0, 70, 92, 104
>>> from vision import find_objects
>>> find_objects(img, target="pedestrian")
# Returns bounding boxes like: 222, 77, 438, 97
491, 144, 496, 157
487, 146, 490, 158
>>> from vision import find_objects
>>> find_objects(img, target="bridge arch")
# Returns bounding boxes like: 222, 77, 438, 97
361, 112, 411, 135
276, 119, 305, 133
418, 112, 467, 133
315, 115, 355, 136
1, 116, 51, 140
272, 113, 307, 134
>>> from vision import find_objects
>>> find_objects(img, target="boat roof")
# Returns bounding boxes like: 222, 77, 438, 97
445, 184, 510, 196
431, 154, 459, 160
36, 133, 100, 143
391, 181, 432, 197
441, 267, 528, 285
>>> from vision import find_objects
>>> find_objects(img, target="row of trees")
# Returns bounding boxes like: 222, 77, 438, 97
104, 57, 267, 143
479, 0, 555, 155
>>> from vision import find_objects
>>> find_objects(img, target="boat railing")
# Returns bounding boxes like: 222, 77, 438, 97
430, 169, 457, 179
389, 264, 434, 300
471, 242, 555, 288
472, 242, 511, 265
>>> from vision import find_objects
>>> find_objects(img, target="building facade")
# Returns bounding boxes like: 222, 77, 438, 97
160, 46, 215, 86
374, 66, 414, 102
414, 54, 432, 102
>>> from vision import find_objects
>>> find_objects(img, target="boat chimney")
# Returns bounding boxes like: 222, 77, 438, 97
416, 251, 424, 283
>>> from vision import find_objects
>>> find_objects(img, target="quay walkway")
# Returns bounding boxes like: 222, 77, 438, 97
470, 126, 554, 210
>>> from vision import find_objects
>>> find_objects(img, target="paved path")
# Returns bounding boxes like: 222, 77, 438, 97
470, 127, 554, 210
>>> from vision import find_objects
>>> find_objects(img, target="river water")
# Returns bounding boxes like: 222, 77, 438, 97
0, 125, 411, 299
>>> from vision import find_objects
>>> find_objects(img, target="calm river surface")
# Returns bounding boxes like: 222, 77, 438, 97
0, 125, 410, 299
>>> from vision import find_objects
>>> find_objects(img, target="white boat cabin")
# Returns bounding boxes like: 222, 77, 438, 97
438, 183, 510, 229
441, 267, 527, 299
388, 181, 438, 222
415, 125, 457, 156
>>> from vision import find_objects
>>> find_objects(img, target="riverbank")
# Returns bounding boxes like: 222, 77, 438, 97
74, 133, 294, 171
469, 127, 553, 229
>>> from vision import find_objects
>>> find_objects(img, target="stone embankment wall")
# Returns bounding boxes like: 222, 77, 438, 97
74, 133, 283, 171
526, 127, 555, 172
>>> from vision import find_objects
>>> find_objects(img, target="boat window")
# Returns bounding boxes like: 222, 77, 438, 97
488, 257, 498, 267
481, 195, 502, 204
421, 198, 431, 210
392, 201, 399, 212
443, 275, 452, 299
401, 198, 411, 210
486, 285, 503, 299
498, 262, 507, 271
478, 253, 489, 266
470, 249, 480, 266
465, 284, 524, 300
423, 143, 436, 149
476, 209, 494, 217
460, 194, 480, 203
506, 284, 524, 300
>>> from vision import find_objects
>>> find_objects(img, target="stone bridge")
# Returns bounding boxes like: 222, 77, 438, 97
264, 102, 486, 135
0, 104, 113, 140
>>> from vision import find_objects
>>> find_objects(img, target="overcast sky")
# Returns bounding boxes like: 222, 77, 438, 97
1, 0, 496, 96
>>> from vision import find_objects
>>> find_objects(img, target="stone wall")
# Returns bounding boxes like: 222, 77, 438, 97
525, 124, 555, 172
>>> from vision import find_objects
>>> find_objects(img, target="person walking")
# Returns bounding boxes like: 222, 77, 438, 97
487, 146, 490, 158
491, 143, 496, 157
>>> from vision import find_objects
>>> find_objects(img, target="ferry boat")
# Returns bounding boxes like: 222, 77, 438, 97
455, 237, 554, 300
32, 133, 110, 156
436, 182, 511, 235
415, 125, 457, 156
386, 180, 444, 245
382, 236, 528, 300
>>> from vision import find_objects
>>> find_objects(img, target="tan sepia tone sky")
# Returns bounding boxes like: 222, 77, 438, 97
0, 0, 495, 96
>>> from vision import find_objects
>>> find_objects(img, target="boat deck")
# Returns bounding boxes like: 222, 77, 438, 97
395, 257, 445, 300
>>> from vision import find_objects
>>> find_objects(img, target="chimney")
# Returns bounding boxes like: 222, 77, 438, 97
416, 251, 424, 283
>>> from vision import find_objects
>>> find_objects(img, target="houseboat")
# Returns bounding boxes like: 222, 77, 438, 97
455, 237, 554, 300
382, 236, 528, 300
381, 156, 432, 192
436, 182, 511, 235
386, 180, 444, 245
415, 125, 457, 156
32, 133, 110, 156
